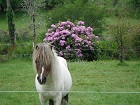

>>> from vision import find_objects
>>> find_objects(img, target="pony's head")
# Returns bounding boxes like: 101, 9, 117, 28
33, 42, 53, 85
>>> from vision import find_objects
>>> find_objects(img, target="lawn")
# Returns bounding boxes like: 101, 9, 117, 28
0, 59, 140, 105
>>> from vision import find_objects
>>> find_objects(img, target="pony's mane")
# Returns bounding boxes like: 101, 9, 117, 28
33, 42, 57, 72
33, 42, 68, 89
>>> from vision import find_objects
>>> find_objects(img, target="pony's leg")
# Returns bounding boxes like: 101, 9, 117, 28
63, 94, 68, 102
61, 94, 68, 105
39, 94, 46, 105
49, 99, 54, 105
54, 93, 62, 105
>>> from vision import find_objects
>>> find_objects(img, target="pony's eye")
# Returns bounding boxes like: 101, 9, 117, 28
35, 60, 37, 63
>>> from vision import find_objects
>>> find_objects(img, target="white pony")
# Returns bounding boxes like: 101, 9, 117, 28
33, 42, 72, 105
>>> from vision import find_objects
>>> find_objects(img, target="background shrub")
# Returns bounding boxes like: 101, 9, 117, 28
98, 40, 118, 60
108, 17, 140, 61
46, 0, 105, 35
44, 21, 99, 61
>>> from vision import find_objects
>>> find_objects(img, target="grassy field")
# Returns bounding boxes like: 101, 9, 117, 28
0, 59, 140, 105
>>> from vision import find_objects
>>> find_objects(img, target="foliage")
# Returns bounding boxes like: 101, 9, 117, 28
127, 23, 140, 58
44, 0, 66, 10
112, 0, 118, 6
44, 21, 99, 61
130, 0, 140, 18
0, 0, 22, 10
109, 18, 128, 63
46, 0, 105, 35
98, 40, 119, 60
131, 0, 140, 10
108, 17, 140, 62
0, 31, 9, 43
43, 0, 89, 10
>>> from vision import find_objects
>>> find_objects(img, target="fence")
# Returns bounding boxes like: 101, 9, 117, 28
0, 91, 140, 104
0, 50, 140, 104
0, 43, 140, 61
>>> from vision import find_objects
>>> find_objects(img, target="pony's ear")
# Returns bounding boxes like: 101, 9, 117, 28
35, 45, 38, 49
49, 44, 54, 50
35, 44, 40, 49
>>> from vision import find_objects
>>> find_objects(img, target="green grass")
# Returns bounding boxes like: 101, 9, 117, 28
0, 59, 140, 105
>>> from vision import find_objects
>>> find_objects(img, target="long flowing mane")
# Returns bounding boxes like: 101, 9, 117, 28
33, 42, 61, 85
33, 43, 56, 72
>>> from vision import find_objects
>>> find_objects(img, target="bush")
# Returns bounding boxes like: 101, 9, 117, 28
46, 0, 105, 35
44, 21, 99, 61
98, 40, 118, 60
128, 24, 140, 58
0, 0, 23, 10
108, 17, 140, 61
0, 31, 9, 43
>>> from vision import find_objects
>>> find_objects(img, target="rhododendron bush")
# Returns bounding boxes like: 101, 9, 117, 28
44, 21, 99, 60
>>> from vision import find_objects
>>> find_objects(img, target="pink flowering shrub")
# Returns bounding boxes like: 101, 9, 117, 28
44, 21, 99, 60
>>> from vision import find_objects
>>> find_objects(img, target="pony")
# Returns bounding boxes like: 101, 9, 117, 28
33, 42, 72, 105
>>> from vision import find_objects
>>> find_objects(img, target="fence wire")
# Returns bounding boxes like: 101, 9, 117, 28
0, 91, 140, 94
0, 90, 140, 105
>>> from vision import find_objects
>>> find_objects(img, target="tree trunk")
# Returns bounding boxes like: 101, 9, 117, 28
6, 0, 10, 7
6, 0, 15, 47
32, 14, 36, 48
119, 30, 123, 63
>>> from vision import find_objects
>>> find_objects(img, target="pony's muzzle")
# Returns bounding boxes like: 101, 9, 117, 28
37, 76, 47, 85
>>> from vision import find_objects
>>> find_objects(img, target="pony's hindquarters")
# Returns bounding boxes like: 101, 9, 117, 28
63, 69, 72, 96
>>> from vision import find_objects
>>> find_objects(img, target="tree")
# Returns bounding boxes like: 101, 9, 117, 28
6, 0, 15, 46
0, 0, 22, 11
131, 0, 140, 10
112, 0, 118, 6
21, 0, 38, 48
109, 17, 131, 63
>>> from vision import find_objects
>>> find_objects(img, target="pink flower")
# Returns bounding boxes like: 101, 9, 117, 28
67, 21, 75, 27
87, 27, 93, 32
75, 43, 80, 46
60, 40, 66, 46
76, 37, 83, 42
78, 21, 85, 25
51, 24, 56, 29
78, 53, 83, 57
72, 34, 76, 38
60, 22, 67, 26
59, 51, 63, 56
58, 27, 63, 30
43, 38, 47, 41
90, 46, 93, 50
45, 33, 52, 36
66, 45, 70, 50
94, 36, 99, 39
60, 30, 70, 35
54, 37, 58, 41
53, 32, 59, 37
47, 37, 53, 41
48, 29, 52, 33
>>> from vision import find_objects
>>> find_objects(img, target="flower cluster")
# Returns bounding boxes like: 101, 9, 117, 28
44, 21, 98, 59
